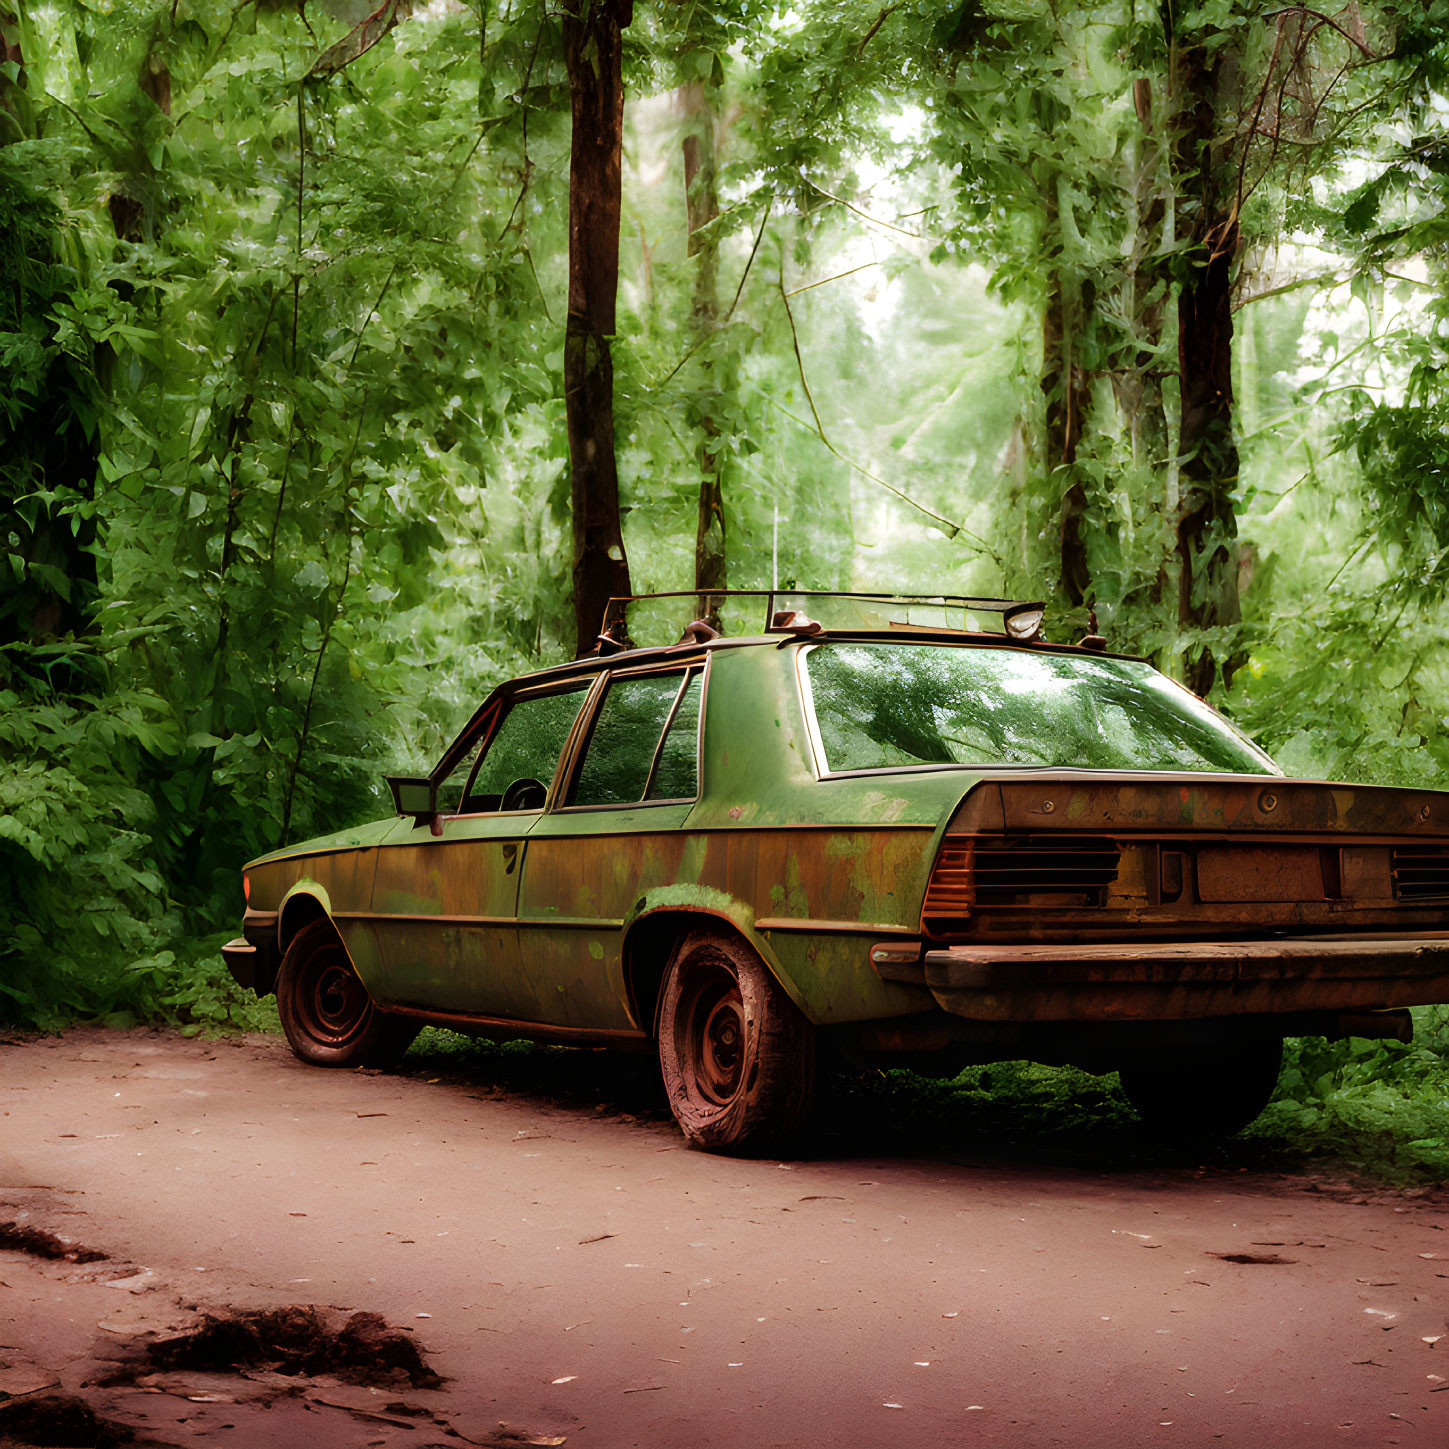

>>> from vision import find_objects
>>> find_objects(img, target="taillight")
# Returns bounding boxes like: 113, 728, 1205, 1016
922, 837, 974, 923
922, 833, 1121, 932
243, 872, 251, 903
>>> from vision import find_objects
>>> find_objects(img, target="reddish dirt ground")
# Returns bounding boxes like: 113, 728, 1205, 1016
1, 1027, 1446, 1448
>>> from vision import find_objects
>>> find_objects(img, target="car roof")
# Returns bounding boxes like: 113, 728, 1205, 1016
428, 609, 1146, 787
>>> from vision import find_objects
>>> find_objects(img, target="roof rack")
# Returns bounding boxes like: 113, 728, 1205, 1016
595, 590, 1047, 653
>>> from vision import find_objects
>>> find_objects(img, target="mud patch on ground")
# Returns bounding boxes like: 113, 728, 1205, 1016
103, 1305, 442, 1391
0, 1392, 133, 1448
0, 1220, 106, 1264
1209, 1250, 1297, 1265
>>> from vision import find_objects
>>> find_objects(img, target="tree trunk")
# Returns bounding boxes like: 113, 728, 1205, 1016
563, 0, 633, 657
1042, 220, 1092, 608
1125, 77, 1171, 478
681, 80, 726, 628
1165, 16, 1243, 696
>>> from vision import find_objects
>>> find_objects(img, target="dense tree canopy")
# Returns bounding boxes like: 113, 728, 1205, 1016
3, 0, 1449, 1045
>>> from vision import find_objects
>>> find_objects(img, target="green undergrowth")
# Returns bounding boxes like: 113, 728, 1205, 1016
1244, 1006, 1449, 1183
840, 1009, 1449, 1186
1, 935, 280, 1038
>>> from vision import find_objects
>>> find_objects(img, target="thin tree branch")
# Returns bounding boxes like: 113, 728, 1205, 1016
778, 276, 826, 435
1261, 7, 1374, 59
1228, 6, 1378, 232
649, 197, 771, 392
1324, 533, 1373, 591
784, 261, 880, 297
1226, 18, 1289, 251
521, 242, 552, 323
757, 388, 1000, 556
1233, 268, 1346, 309
856, 1, 906, 57
497, 18, 547, 243
804, 177, 929, 240
305, 0, 412, 79
775, 278, 995, 551
726, 198, 772, 325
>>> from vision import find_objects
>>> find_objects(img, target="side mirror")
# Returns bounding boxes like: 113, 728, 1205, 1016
388, 776, 436, 819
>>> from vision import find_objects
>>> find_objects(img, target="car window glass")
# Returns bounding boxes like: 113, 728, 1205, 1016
646, 671, 702, 800
805, 644, 1277, 775
461, 687, 589, 812
570, 672, 690, 807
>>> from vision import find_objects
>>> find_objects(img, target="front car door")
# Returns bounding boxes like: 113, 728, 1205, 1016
359, 681, 594, 1019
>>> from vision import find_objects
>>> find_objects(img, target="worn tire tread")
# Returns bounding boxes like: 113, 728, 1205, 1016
276, 922, 419, 1070
657, 932, 814, 1156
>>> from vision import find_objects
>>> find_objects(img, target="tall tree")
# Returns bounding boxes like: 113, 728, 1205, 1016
562, 0, 634, 655
680, 74, 726, 624
1161, 5, 1245, 696
925, 3, 1133, 613
1156, 3, 1374, 691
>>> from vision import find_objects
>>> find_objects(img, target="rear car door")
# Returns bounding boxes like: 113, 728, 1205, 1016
518, 661, 706, 1029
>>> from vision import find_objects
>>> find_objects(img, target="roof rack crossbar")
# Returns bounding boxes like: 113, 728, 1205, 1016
596, 590, 1047, 648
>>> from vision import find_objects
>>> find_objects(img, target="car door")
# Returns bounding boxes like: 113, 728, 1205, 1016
518, 661, 706, 1029
362, 681, 594, 1019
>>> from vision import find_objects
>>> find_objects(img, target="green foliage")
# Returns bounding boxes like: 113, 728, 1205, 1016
1252, 1009, 1449, 1181
0, 154, 102, 651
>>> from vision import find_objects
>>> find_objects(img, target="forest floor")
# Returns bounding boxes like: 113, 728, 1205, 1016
1, 1027, 1446, 1449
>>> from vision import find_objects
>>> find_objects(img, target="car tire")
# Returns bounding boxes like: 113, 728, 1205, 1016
1118, 1033, 1283, 1138
656, 932, 814, 1155
276, 923, 419, 1069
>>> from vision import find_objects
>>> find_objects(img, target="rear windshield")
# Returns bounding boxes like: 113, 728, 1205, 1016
803, 643, 1277, 776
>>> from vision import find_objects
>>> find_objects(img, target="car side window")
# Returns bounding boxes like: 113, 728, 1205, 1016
459, 687, 589, 814
646, 671, 702, 800
569, 669, 701, 808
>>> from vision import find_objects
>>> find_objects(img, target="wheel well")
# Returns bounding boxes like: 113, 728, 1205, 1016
623, 911, 757, 1038
278, 893, 334, 956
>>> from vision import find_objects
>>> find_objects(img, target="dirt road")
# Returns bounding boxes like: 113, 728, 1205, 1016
1, 1028, 1445, 1448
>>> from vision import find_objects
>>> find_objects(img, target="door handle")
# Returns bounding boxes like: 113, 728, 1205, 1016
502, 841, 519, 874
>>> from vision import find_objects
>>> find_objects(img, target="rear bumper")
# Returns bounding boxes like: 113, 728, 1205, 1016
924, 932, 1449, 1021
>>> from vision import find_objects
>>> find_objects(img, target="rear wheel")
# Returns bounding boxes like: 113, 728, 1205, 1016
657, 933, 814, 1155
1118, 1033, 1283, 1138
276, 923, 418, 1069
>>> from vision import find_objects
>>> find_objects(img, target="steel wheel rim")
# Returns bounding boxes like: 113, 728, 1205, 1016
299, 949, 371, 1048
682, 967, 745, 1107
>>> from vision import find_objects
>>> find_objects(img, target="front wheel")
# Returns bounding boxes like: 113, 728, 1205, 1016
656, 933, 814, 1155
1118, 1033, 1283, 1138
276, 923, 419, 1069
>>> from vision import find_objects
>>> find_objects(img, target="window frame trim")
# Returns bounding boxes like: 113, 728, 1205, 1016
641, 669, 703, 802
553, 656, 709, 814
795, 640, 1281, 780
447, 677, 603, 820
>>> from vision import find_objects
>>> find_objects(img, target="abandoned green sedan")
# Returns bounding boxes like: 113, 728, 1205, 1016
223, 591, 1449, 1152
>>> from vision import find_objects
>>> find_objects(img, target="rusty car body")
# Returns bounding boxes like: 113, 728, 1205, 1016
223, 592, 1449, 1151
